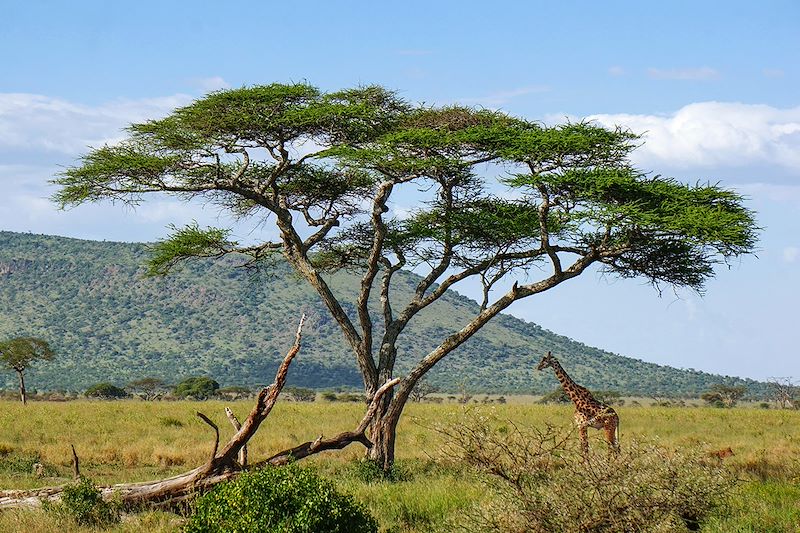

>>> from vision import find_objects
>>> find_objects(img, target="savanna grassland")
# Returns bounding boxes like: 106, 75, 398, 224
1, 400, 799, 532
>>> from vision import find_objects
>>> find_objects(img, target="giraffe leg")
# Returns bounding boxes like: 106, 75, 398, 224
579, 425, 589, 458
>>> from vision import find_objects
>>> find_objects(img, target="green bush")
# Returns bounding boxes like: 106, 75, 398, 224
185, 464, 378, 533
174, 376, 220, 400
84, 382, 128, 399
44, 477, 120, 527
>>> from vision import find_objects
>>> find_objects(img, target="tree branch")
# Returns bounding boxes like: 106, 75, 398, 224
358, 181, 395, 361
258, 377, 401, 466
196, 412, 220, 464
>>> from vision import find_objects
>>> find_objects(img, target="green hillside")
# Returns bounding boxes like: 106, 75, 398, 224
0, 231, 765, 397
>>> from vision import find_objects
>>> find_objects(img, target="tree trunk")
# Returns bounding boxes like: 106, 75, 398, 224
367, 410, 399, 472
17, 370, 26, 405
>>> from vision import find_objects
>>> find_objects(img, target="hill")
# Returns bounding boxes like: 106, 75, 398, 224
0, 231, 766, 397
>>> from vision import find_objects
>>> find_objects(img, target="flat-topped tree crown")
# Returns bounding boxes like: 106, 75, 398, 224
52, 82, 758, 471
0, 336, 55, 404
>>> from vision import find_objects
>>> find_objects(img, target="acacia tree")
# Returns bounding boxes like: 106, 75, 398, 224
0, 337, 54, 404
54, 83, 757, 471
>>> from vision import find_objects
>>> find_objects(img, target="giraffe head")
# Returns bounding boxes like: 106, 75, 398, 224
537, 351, 557, 371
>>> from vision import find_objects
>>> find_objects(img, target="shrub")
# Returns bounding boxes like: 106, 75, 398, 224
84, 382, 128, 399
44, 477, 120, 527
321, 391, 338, 402
285, 386, 317, 402
185, 464, 377, 533
440, 411, 735, 533
0, 451, 56, 476
701, 384, 747, 408
174, 376, 220, 400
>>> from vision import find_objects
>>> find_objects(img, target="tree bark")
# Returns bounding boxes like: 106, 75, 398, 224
367, 410, 399, 472
17, 370, 26, 405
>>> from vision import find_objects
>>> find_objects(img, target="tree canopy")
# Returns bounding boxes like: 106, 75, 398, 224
0, 337, 54, 373
54, 82, 758, 469
0, 336, 55, 404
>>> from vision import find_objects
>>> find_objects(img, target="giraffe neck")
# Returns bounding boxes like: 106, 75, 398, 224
550, 360, 589, 405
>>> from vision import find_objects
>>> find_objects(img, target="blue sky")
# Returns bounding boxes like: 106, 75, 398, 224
1, 1, 798, 381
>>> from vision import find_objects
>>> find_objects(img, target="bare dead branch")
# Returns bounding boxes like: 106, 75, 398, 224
196, 412, 220, 463
225, 407, 247, 467
258, 377, 401, 466
70, 444, 80, 480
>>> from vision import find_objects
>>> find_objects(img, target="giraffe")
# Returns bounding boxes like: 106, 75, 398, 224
537, 351, 620, 455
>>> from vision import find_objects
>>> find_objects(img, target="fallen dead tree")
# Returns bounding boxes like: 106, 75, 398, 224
0, 315, 400, 510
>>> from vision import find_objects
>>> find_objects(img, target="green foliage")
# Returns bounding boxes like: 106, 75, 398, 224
44, 477, 120, 527
126, 377, 169, 400
702, 384, 748, 408
0, 337, 54, 373
84, 382, 128, 399
185, 464, 378, 533
174, 376, 220, 400
444, 414, 735, 533
0, 451, 46, 475
285, 386, 317, 402
146, 224, 235, 276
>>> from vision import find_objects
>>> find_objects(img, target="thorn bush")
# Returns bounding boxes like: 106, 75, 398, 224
440, 412, 735, 532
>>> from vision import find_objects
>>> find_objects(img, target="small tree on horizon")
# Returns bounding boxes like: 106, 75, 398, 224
85, 382, 128, 399
125, 377, 169, 400
0, 337, 54, 405
54, 83, 758, 472
701, 384, 747, 408
174, 376, 220, 400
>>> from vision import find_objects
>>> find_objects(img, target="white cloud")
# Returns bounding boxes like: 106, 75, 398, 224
0, 92, 192, 155
194, 76, 231, 92
647, 67, 720, 80
784, 247, 799, 263
608, 66, 626, 77
587, 102, 800, 172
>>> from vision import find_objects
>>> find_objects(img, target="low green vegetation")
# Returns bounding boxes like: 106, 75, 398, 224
186, 464, 378, 533
42, 477, 120, 527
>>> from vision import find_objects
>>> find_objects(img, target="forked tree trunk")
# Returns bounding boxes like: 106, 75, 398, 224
0, 316, 400, 510
367, 378, 416, 472
367, 412, 399, 472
